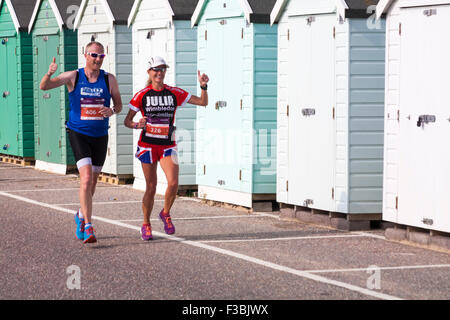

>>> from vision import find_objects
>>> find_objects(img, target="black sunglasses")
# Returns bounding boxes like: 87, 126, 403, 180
151, 67, 167, 72
87, 52, 106, 59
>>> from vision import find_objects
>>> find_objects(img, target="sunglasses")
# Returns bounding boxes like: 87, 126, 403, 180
150, 67, 167, 72
87, 52, 106, 59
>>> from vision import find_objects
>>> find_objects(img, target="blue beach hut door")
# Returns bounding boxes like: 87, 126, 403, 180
202, 17, 244, 192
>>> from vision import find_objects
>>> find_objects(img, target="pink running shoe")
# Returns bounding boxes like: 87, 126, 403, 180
141, 224, 153, 241
159, 209, 175, 235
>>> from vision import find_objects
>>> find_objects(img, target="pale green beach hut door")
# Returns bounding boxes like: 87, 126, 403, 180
35, 33, 61, 163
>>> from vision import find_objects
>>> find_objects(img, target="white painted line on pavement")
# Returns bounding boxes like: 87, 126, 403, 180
198, 234, 367, 243
2, 186, 128, 193
0, 190, 403, 300
303, 264, 450, 274
352, 231, 386, 240
119, 214, 275, 222
55, 200, 153, 206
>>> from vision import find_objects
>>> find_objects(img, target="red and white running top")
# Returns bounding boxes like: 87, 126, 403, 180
129, 84, 191, 146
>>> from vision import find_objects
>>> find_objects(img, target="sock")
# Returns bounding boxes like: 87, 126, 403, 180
78, 209, 85, 221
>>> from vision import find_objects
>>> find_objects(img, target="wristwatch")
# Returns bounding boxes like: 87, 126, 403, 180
200, 84, 208, 90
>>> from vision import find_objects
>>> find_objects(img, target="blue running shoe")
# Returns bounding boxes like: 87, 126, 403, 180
75, 210, 85, 241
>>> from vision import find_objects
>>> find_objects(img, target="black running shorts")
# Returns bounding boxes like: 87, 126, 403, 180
68, 129, 108, 171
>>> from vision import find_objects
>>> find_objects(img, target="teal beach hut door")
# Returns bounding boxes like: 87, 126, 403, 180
203, 17, 244, 192
36, 33, 61, 163
0, 35, 18, 155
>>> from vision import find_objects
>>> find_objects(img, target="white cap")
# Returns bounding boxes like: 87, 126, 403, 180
147, 56, 170, 70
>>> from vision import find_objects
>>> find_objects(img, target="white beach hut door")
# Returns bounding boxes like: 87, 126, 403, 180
288, 14, 335, 211
133, 28, 168, 181
92, 32, 114, 173
398, 5, 450, 232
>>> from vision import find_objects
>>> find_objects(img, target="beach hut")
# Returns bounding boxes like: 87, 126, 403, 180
0, 0, 34, 164
29, 0, 81, 174
192, 0, 278, 208
73, 0, 134, 183
272, 0, 386, 221
377, 0, 450, 233
128, 0, 199, 194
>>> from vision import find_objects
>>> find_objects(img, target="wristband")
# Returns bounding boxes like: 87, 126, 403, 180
200, 84, 208, 90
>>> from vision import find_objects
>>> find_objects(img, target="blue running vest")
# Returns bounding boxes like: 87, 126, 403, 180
67, 68, 111, 137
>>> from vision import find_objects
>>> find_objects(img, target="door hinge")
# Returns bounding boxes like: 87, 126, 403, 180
286, 180, 288, 192
399, 23, 401, 36
332, 106, 335, 119
423, 9, 437, 16
241, 28, 244, 39
15, 47, 17, 56
240, 99, 243, 110
59, 140, 61, 148
205, 30, 207, 40
147, 30, 155, 39
35, 47, 38, 55
332, 188, 334, 200
57, 46, 60, 55
333, 26, 336, 39
203, 165, 206, 175
395, 196, 398, 209
287, 29, 290, 41
397, 109, 400, 122
287, 104, 289, 117
239, 170, 242, 181
38, 137, 40, 145
17, 134, 19, 141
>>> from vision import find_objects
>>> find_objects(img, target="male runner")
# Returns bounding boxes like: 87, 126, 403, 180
40, 41, 122, 243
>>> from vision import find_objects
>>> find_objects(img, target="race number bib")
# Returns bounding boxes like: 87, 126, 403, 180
80, 98, 105, 120
145, 123, 170, 139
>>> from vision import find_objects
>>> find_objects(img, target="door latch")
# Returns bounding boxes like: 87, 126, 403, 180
302, 108, 315, 116
3, 91, 10, 98
417, 115, 436, 128
215, 101, 227, 110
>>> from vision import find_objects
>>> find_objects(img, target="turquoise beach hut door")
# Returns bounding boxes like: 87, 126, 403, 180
203, 17, 244, 192
0, 35, 18, 155
36, 33, 61, 163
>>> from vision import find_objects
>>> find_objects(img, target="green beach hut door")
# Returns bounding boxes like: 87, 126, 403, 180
36, 33, 62, 164
0, 34, 18, 155
203, 17, 244, 192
